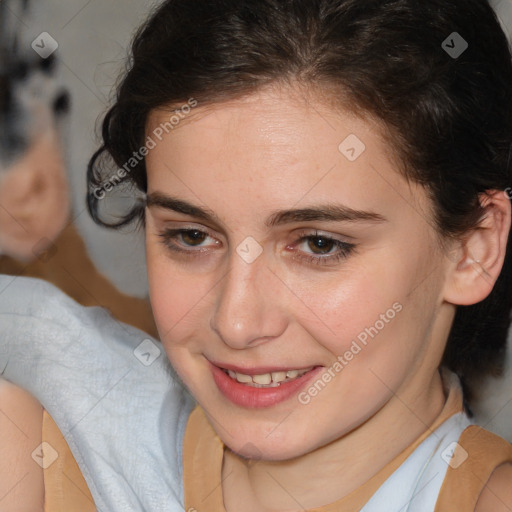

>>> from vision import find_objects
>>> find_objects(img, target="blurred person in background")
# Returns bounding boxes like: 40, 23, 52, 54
0, 0, 158, 338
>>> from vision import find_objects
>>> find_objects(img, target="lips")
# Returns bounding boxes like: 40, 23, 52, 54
209, 361, 322, 408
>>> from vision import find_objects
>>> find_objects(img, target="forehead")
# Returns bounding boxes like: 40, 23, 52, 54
145, 86, 432, 227
146, 86, 381, 171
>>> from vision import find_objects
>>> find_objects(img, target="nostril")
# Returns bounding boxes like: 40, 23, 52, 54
53, 90, 70, 115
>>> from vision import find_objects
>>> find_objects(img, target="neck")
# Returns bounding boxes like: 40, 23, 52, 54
223, 369, 446, 512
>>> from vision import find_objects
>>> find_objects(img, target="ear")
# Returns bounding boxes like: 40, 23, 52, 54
443, 190, 511, 306
0, 129, 70, 262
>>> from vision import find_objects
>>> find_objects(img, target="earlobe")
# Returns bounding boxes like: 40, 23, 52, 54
443, 190, 511, 306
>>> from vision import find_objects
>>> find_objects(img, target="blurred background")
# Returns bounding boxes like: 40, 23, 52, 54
0, 0, 161, 297
0, 0, 511, 439
0, 0, 162, 336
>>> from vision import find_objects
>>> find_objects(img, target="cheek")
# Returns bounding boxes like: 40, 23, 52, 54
147, 265, 211, 387
287, 264, 398, 350
148, 267, 206, 341
146, 242, 218, 358
293, 251, 432, 378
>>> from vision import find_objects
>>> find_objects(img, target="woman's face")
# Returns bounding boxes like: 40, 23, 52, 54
145, 85, 454, 460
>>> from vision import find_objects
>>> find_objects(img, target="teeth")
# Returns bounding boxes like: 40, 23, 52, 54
235, 373, 253, 383
252, 373, 272, 385
271, 371, 287, 383
225, 367, 314, 387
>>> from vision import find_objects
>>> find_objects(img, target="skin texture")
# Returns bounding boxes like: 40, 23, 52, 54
144, 84, 511, 511
0, 379, 44, 512
476, 463, 512, 511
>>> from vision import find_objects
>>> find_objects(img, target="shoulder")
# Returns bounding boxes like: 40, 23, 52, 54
475, 462, 512, 512
0, 275, 157, 357
0, 275, 170, 381
0, 379, 44, 511
0, 274, 101, 327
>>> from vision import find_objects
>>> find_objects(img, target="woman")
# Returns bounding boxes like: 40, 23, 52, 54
2, 0, 512, 510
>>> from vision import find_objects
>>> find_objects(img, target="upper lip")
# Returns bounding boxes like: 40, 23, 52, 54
210, 361, 318, 375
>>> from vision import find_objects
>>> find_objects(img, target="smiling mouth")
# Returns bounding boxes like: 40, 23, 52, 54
220, 366, 316, 388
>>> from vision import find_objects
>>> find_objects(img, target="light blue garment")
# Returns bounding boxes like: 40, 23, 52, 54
0, 275, 472, 511
362, 411, 472, 512
0, 275, 196, 512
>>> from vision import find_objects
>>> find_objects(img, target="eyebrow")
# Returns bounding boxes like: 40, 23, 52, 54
146, 192, 388, 228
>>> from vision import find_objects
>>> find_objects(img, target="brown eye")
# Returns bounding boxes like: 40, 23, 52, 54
306, 236, 336, 255
180, 230, 207, 246
158, 228, 218, 256
291, 230, 356, 267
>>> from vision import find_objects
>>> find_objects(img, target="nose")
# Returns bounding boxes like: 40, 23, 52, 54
210, 249, 288, 350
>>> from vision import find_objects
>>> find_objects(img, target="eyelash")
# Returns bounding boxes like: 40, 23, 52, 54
293, 230, 356, 265
157, 228, 356, 266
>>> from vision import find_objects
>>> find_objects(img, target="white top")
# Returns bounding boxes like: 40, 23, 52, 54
363, 410, 471, 511
0, 275, 471, 511
0, 275, 196, 511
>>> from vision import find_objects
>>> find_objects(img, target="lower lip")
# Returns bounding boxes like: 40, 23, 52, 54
210, 362, 323, 409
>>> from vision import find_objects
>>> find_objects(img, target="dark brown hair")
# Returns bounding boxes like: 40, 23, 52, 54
87, 0, 512, 406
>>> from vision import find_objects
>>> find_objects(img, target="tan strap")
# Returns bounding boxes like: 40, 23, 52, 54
42, 409, 96, 512
434, 425, 512, 512
183, 405, 226, 511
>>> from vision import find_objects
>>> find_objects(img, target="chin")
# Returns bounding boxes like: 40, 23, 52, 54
231, 443, 298, 462
224, 426, 314, 462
